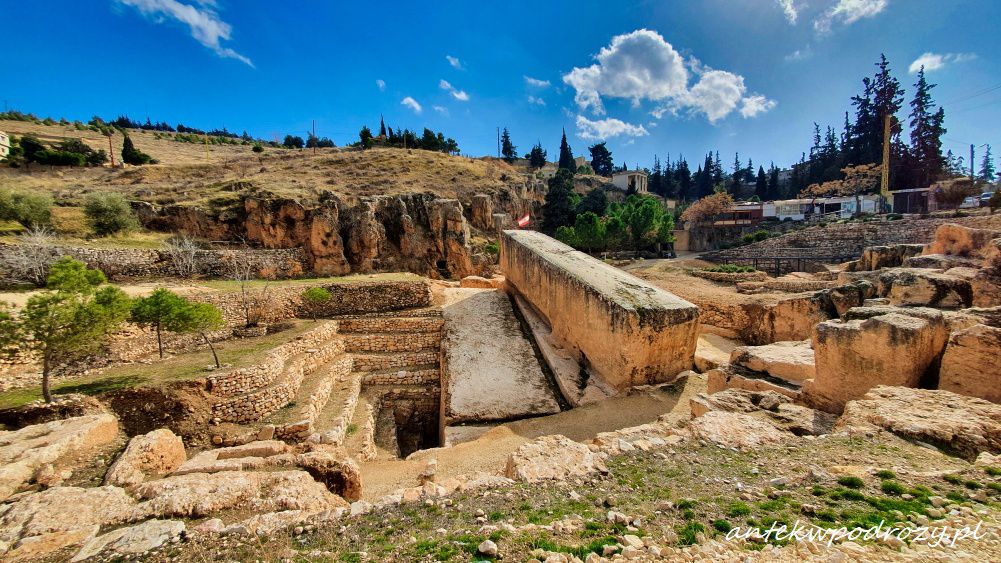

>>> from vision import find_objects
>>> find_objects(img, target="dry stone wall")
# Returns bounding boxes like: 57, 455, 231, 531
501, 230, 699, 389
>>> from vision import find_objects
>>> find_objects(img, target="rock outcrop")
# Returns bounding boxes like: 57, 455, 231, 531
104, 428, 187, 489
0, 414, 119, 501
504, 435, 607, 482
923, 223, 1001, 258
70, 519, 185, 562
729, 340, 815, 382
836, 386, 1001, 459
689, 411, 790, 450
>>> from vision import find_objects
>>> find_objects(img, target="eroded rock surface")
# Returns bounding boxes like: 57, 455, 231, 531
689, 411, 790, 450
729, 340, 815, 382
105, 428, 187, 489
504, 435, 607, 482
836, 386, 1001, 459
938, 323, 1001, 403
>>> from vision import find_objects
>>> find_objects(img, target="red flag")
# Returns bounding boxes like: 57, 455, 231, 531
516, 213, 530, 228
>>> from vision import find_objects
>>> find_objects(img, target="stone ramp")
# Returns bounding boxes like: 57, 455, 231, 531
441, 288, 562, 426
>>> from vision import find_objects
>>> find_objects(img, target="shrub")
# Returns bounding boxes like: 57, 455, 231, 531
875, 470, 896, 480
33, 149, 86, 166
837, 476, 865, 489
83, 192, 139, 236
0, 190, 52, 228
881, 481, 905, 495
751, 229, 770, 242
702, 264, 757, 273
252, 144, 264, 153
301, 287, 332, 321
121, 134, 154, 165
484, 241, 499, 255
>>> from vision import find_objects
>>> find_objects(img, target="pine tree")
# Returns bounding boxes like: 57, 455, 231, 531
541, 169, 576, 233
379, 115, 387, 137
588, 142, 614, 176
768, 163, 780, 200
500, 127, 517, 163
558, 129, 575, 172
730, 152, 743, 194
528, 142, 547, 169
908, 67, 947, 189
676, 158, 692, 201
755, 166, 768, 201
980, 145, 996, 182
650, 155, 663, 196
121, 134, 152, 165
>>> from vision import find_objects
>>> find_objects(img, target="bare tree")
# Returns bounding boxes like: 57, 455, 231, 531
226, 246, 272, 327
4, 227, 57, 286
164, 235, 203, 278
800, 164, 881, 217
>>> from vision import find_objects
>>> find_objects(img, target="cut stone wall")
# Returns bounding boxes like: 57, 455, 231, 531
352, 351, 439, 372
500, 230, 699, 389
702, 215, 1001, 265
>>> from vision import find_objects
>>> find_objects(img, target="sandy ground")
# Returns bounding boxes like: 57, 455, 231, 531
440, 288, 560, 424
360, 373, 704, 500
621, 258, 787, 308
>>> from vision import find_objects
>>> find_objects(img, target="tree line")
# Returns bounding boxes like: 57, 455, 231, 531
357, 116, 460, 154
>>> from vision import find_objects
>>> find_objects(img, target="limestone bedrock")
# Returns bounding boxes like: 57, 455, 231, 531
500, 230, 699, 390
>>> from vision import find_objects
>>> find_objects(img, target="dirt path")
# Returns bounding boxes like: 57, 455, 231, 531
360, 373, 705, 500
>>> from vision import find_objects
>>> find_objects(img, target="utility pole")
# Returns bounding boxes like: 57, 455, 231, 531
970, 144, 975, 181
108, 134, 115, 167
312, 120, 316, 155
880, 114, 892, 212
496, 127, 500, 158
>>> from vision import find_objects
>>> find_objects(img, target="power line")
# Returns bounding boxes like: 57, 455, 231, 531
943, 83, 1001, 105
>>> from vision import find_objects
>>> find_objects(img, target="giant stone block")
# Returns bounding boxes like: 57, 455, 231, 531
500, 230, 698, 390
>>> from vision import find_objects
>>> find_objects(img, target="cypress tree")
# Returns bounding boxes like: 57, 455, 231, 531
755, 166, 768, 201
558, 129, 575, 172
908, 67, 947, 188
500, 127, 517, 163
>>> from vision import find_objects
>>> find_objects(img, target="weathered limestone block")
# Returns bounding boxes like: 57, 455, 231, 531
504, 435, 607, 482
923, 223, 1001, 258
741, 293, 830, 345
501, 230, 699, 389
459, 275, 504, 289
858, 244, 925, 271
689, 411, 790, 451
104, 429, 186, 489
706, 365, 801, 399
690, 389, 835, 436
70, 519, 185, 562
730, 340, 815, 382
821, 280, 876, 317
293, 449, 363, 502
903, 253, 983, 270
430, 199, 477, 279
0, 414, 119, 502
0, 486, 143, 544
971, 270, 1001, 307
806, 311, 948, 413
836, 386, 1001, 459
469, 194, 494, 231
3, 526, 99, 562
939, 324, 1001, 403
694, 333, 742, 372
877, 269, 972, 309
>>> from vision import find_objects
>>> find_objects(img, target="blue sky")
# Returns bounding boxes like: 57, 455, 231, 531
4, 0, 1000, 170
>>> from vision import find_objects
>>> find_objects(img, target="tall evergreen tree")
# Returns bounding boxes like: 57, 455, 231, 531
557, 129, 575, 172
908, 67, 947, 189
767, 163, 780, 200
980, 145, 996, 182
500, 127, 517, 163
588, 142, 614, 176
649, 155, 663, 196
379, 115, 387, 137
541, 169, 576, 233
676, 157, 692, 201
730, 153, 743, 194
755, 166, 768, 200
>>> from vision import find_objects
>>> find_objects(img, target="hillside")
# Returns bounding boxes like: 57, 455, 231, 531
0, 120, 526, 208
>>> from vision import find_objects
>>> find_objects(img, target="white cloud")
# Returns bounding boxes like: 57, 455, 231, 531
908, 52, 977, 73
815, 0, 888, 33
117, 0, 252, 66
375, 79, 386, 91
439, 79, 470, 101
446, 55, 463, 69
784, 47, 812, 62
563, 29, 689, 115
524, 76, 551, 88
777, 0, 799, 24
740, 94, 778, 118
432, 105, 448, 115
401, 96, 422, 114
575, 115, 649, 141
527, 95, 546, 106
563, 29, 773, 123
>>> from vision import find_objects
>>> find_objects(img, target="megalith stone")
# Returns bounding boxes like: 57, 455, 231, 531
806, 311, 948, 413
729, 340, 815, 383
504, 435, 607, 482
939, 323, 1001, 404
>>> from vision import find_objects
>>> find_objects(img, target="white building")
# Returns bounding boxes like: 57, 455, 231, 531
611, 170, 648, 194
0, 131, 9, 158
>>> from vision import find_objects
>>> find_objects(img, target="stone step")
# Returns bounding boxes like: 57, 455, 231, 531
334, 306, 443, 320
336, 316, 444, 334
310, 372, 363, 446
342, 332, 441, 353
341, 392, 378, 462
359, 364, 440, 386
351, 350, 440, 372
707, 364, 801, 400
270, 355, 354, 440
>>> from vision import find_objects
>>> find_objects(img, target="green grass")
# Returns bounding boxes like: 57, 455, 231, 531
0, 320, 313, 409
985, 467, 1001, 477
880, 480, 905, 495
726, 501, 751, 517
875, 470, 896, 480
837, 476, 865, 489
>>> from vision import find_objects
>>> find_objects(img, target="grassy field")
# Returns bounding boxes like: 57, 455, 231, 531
0, 120, 524, 209
0, 320, 315, 409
